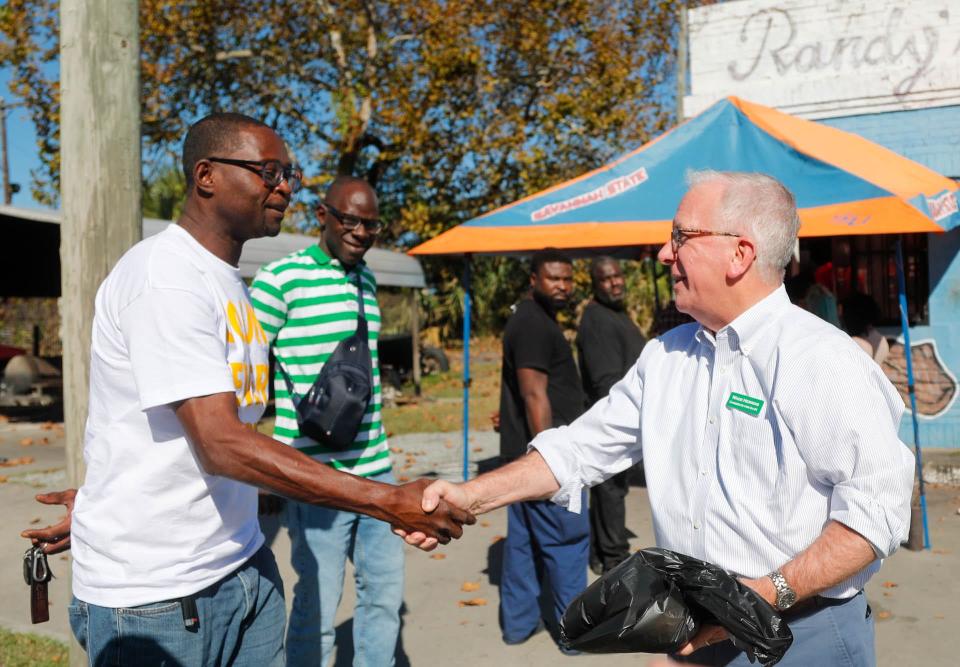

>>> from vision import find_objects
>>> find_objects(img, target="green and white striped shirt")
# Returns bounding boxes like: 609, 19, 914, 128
249, 245, 390, 477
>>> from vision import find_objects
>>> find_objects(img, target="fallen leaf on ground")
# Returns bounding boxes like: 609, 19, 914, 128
932, 549, 952, 555
0, 476, 7, 484
935, 614, 945, 619
40, 422, 56, 431
0, 456, 34, 467
877, 611, 892, 620
19, 438, 34, 446
397, 475, 410, 482
883, 592, 892, 597
0, 415, 9, 423
491, 535, 504, 544
461, 581, 481, 592
480, 521, 491, 528
430, 553, 446, 560
40, 437, 50, 445
881, 581, 898, 588
459, 620, 470, 625
472, 448, 483, 453
29, 517, 41, 525
458, 598, 487, 607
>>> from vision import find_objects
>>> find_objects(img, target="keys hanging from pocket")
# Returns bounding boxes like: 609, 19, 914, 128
23, 546, 52, 624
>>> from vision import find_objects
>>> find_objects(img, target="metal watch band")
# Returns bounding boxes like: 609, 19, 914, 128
768, 569, 797, 610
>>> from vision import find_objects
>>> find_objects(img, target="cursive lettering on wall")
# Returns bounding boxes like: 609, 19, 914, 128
727, 7, 941, 96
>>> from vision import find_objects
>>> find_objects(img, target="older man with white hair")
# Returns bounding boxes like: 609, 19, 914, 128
402, 171, 914, 666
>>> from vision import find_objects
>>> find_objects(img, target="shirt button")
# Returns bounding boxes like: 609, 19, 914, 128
693, 522, 701, 530
708, 417, 715, 424
700, 470, 708, 476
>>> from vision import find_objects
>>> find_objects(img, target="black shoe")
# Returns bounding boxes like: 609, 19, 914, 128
558, 645, 583, 657
503, 619, 546, 645
589, 561, 603, 576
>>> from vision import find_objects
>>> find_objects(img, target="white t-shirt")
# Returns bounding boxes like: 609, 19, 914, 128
71, 224, 270, 608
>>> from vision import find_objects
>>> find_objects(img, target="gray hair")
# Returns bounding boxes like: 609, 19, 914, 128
687, 170, 800, 283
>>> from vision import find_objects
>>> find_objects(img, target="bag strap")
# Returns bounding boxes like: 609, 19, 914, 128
354, 269, 368, 338
274, 354, 300, 406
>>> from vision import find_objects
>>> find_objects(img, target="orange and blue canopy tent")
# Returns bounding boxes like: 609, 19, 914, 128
410, 97, 957, 546
411, 96, 957, 256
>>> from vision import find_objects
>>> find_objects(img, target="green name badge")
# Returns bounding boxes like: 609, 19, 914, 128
726, 392, 764, 417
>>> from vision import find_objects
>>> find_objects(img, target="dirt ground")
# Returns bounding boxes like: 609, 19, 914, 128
1, 423, 957, 666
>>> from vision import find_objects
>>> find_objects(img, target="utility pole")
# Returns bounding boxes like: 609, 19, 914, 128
1, 101, 20, 205
59, 2, 140, 663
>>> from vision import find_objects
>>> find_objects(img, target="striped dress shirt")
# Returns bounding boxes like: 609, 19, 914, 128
532, 285, 914, 598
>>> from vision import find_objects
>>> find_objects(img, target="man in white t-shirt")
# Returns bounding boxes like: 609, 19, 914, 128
23, 113, 472, 666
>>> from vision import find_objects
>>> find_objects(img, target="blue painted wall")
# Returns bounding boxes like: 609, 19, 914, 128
822, 106, 960, 447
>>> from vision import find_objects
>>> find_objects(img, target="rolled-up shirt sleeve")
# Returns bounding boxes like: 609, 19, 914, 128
530, 348, 647, 513
778, 346, 914, 557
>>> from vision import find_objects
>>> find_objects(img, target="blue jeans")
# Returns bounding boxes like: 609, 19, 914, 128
500, 494, 590, 643
68, 544, 285, 666
285, 470, 405, 667
676, 591, 876, 666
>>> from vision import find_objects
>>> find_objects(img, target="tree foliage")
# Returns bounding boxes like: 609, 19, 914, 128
2, 0, 687, 333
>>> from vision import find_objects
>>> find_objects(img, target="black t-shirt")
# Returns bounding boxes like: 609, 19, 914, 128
576, 301, 647, 405
499, 297, 584, 461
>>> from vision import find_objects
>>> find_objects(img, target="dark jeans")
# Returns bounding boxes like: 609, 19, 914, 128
589, 470, 630, 572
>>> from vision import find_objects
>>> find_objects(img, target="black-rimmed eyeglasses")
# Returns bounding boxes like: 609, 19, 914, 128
670, 226, 740, 256
207, 157, 303, 193
324, 203, 385, 234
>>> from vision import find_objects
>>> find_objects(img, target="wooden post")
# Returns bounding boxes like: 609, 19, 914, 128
60, 2, 140, 663
410, 289, 421, 395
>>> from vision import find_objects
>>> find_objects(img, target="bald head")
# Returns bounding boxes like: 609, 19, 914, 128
325, 176, 377, 211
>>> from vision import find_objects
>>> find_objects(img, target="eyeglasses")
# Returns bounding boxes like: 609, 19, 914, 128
324, 203, 385, 234
670, 226, 740, 256
207, 157, 303, 193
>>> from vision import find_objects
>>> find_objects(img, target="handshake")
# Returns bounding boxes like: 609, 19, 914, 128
21, 478, 483, 555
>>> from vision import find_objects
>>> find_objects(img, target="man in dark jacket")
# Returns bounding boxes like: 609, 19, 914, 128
577, 257, 646, 573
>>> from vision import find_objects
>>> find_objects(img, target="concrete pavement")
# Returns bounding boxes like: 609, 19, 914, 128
1, 423, 958, 665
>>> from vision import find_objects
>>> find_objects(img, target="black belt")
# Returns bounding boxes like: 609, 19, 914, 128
782, 593, 858, 620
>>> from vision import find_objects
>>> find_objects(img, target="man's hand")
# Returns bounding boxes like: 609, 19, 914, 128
490, 411, 500, 432
21, 489, 77, 555
394, 479, 477, 549
676, 624, 729, 656
385, 479, 475, 551
675, 576, 776, 656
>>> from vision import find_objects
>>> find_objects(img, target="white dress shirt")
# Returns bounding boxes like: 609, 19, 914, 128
532, 285, 914, 598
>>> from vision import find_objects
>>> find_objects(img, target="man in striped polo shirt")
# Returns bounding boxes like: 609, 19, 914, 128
250, 176, 401, 667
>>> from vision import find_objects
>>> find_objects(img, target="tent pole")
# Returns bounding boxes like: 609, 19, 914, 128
895, 239, 931, 550
462, 254, 472, 482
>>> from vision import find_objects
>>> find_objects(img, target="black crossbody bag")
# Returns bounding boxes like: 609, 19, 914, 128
275, 270, 373, 450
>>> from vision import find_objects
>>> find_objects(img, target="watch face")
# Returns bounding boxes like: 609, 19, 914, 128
781, 590, 797, 608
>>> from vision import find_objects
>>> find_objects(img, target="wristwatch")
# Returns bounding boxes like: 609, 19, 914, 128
767, 570, 797, 610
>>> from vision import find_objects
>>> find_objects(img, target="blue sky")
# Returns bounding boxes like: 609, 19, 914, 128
1, 69, 45, 210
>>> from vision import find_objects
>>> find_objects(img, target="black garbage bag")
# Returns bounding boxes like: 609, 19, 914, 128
560, 548, 793, 665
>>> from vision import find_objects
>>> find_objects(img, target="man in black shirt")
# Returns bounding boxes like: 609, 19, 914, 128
576, 257, 647, 574
498, 249, 589, 654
